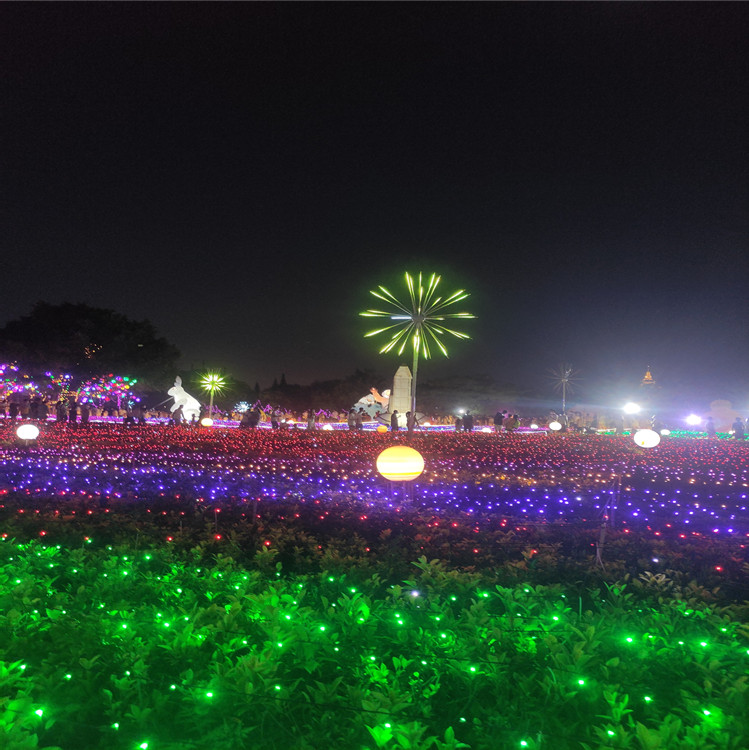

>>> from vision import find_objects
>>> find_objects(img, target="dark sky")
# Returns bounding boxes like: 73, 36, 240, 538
2, 3, 747, 407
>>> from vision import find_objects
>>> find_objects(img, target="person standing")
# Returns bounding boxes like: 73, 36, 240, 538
79, 402, 90, 426
406, 410, 416, 433
705, 417, 716, 438
67, 398, 78, 426
390, 410, 399, 431
732, 417, 745, 440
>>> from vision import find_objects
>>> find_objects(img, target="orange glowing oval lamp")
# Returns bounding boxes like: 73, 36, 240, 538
376, 424, 388, 433
376, 445, 425, 482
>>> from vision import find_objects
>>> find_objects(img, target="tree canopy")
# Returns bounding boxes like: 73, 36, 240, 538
0, 302, 180, 382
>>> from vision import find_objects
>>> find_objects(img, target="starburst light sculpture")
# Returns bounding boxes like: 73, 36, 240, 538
549, 363, 579, 415
361, 272, 475, 412
199, 373, 226, 419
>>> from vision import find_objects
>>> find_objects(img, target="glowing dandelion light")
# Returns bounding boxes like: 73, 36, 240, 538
549, 363, 578, 416
361, 272, 474, 412
198, 373, 226, 420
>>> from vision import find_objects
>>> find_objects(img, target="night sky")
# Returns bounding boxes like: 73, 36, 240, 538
2, 3, 747, 408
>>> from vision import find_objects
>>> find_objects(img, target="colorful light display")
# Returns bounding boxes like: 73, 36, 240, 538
0, 426, 746, 534
78, 374, 138, 405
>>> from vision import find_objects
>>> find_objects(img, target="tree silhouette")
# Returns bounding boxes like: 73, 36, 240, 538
0, 302, 180, 382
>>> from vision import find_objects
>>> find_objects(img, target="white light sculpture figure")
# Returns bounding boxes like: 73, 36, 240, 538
168, 376, 201, 423
548, 421, 562, 431
633, 429, 660, 448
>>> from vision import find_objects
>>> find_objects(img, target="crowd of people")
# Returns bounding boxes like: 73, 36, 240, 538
2, 391, 747, 439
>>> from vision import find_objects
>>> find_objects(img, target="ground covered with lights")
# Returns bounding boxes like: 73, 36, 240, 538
1, 424, 748, 750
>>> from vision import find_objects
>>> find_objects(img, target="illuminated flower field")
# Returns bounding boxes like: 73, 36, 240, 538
1, 424, 748, 749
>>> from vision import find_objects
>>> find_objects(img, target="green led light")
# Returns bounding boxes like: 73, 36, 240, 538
703, 709, 711, 716
34, 709, 44, 717
319, 625, 326, 631
170, 684, 176, 690
625, 637, 633, 643
206, 692, 214, 698
577, 679, 585, 686
111, 722, 119, 729
700, 642, 707, 647
520, 742, 528, 748
607, 730, 615, 737
139, 743, 149, 750
644, 696, 652, 702
274, 685, 281, 691
64, 673, 72, 680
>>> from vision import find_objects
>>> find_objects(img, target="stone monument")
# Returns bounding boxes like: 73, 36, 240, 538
390, 366, 413, 424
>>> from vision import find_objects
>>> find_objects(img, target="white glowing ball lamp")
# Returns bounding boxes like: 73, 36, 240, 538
17, 424, 40, 441
685, 414, 702, 426
623, 402, 641, 415
633, 429, 661, 448
200, 417, 214, 427
481, 426, 492, 433
322, 423, 333, 431
548, 421, 562, 431
376, 446, 425, 482
660, 428, 671, 436
530, 423, 539, 430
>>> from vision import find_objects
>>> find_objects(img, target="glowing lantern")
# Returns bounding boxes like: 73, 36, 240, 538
530, 423, 539, 430
376, 446, 425, 482
548, 421, 562, 431
660, 428, 671, 436
376, 424, 388, 433
322, 423, 333, 431
633, 429, 660, 448
200, 418, 214, 427
16, 423, 40, 441
481, 426, 492, 433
